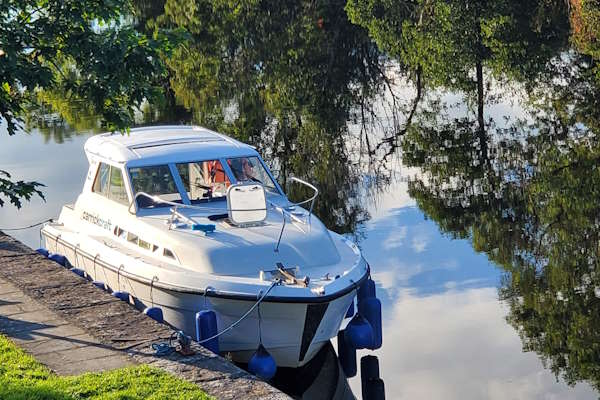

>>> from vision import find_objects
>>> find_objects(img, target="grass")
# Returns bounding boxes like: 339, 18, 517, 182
0, 335, 213, 400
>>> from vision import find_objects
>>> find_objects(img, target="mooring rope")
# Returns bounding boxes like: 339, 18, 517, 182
8, 216, 282, 354
153, 279, 282, 356
196, 279, 281, 345
151, 331, 181, 356
73, 244, 78, 268
152, 341, 175, 356
0, 218, 53, 231
150, 276, 159, 307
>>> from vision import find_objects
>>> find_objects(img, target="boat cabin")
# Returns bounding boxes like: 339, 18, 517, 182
82, 125, 285, 213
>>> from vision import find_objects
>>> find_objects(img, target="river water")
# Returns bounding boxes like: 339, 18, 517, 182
1, 107, 596, 399
2, 2, 600, 397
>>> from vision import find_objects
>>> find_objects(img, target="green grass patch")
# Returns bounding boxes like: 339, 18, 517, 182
0, 335, 213, 400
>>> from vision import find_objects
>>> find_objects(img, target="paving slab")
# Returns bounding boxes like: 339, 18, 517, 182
0, 279, 133, 375
57, 354, 135, 376
0, 282, 20, 295
18, 333, 91, 354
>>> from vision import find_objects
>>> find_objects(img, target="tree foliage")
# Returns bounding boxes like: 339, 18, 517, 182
0, 170, 44, 208
0, 0, 176, 207
570, 0, 600, 80
345, 0, 570, 89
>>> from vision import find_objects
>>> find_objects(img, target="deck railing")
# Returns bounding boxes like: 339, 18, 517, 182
127, 177, 319, 250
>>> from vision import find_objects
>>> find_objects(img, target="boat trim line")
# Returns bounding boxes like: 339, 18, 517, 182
43, 230, 368, 304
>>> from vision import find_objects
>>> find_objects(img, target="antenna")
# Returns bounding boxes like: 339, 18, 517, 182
274, 212, 287, 253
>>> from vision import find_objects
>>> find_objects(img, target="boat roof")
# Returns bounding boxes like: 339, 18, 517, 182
84, 125, 258, 166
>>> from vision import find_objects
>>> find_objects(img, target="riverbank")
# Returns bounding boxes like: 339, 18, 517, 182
0, 231, 290, 400
0, 334, 212, 399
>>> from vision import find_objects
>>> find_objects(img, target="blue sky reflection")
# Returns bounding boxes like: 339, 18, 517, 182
345, 181, 597, 399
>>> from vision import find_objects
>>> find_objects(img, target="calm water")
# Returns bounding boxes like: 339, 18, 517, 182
1, 102, 596, 399
3, 1, 600, 398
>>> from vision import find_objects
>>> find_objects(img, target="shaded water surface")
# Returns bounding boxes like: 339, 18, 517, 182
2, 1, 600, 398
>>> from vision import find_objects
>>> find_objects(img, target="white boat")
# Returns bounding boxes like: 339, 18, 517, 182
41, 125, 369, 368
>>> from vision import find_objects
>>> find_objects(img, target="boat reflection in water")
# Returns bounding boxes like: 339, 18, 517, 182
269, 341, 356, 400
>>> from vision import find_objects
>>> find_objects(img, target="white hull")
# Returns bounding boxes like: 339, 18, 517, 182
41, 126, 370, 369
43, 229, 359, 367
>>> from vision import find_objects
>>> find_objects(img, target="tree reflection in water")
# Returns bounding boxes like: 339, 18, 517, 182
148, 0, 393, 234
397, 42, 600, 395
19, 0, 600, 393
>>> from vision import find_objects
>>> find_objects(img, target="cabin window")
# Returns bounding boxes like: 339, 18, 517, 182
109, 165, 129, 205
93, 163, 129, 205
176, 160, 231, 202
127, 232, 138, 244
117, 228, 159, 252
227, 157, 278, 193
93, 163, 110, 195
129, 165, 182, 208
163, 249, 176, 260
114, 226, 128, 240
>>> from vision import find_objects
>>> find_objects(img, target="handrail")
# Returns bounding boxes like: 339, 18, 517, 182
168, 208, 201, 231
128, 191, 271, 215
128, 177, 319, 218
288, 176, 319, 223
127, 179, 319, 247
270, 177, 318, 251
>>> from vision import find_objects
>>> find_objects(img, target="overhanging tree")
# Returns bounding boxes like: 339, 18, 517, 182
0, 0, 174, 208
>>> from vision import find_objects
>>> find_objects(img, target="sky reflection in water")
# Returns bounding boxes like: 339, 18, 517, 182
348, 177, 597, 398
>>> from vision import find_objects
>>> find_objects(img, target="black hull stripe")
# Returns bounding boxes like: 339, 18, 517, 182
299, 303, 329, 362
43, 231, 368, 304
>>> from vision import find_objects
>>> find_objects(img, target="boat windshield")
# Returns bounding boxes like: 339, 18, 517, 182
129, 157, 278, 210
129, 165, 182, 208
176, 159, 231, 203
227, 156, 278, 193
